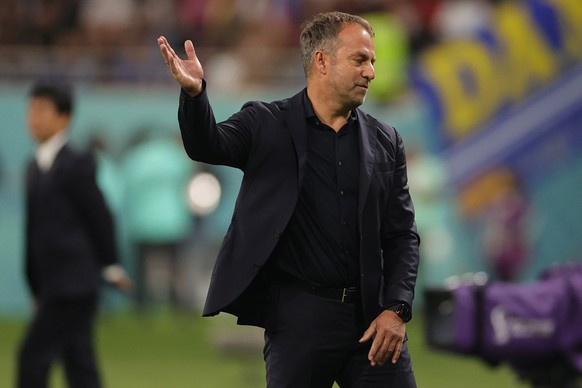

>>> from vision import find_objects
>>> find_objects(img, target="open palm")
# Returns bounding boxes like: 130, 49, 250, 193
158, 36, 204, 96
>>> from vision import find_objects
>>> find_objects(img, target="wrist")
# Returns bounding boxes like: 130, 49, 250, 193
385, 302, 412, 323
184, 78, 204, 97
102, 264, 126, 283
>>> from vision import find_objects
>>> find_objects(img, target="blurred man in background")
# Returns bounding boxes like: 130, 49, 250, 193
159, 10, 420, 387
17, 81, 132, 388
121, 130, 196, 311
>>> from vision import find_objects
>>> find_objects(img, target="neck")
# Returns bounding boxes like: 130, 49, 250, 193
306, 84, 351, 132
38, 130, 66, 145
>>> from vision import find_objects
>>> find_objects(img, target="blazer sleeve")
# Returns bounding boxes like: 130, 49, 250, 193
24, 161, 40, 297
380, 128, 420, 309
178, 81, 258, 170
64, 151, 119, 267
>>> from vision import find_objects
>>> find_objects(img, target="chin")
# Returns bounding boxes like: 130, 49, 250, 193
352, 95, 366, 107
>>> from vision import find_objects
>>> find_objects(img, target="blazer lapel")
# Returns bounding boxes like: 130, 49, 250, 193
356, 109, 378, 220
26, 160, 41, 197
281, 91, 308, 187
50, 144, 68, 174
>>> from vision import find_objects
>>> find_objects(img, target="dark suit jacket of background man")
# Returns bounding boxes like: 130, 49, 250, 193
178, 83, 420, 327
25, 144, 118, 300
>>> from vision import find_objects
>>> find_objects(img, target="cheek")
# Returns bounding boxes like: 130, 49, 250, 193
27, 111, 47, 132
333, 70, 353, 89
27, 111, 61, 139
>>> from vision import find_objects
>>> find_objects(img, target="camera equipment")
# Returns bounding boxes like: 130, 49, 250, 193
424, 263, 582, 387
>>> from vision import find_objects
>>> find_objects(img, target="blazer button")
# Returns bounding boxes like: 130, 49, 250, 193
273, 230, 281, 239
253, 264, 261, 271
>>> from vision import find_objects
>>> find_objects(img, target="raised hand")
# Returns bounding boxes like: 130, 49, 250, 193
158, 36, 204, 96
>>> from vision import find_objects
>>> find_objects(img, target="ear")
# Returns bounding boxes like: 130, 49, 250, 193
58, 113, 72, 129
314, 50, 328, 75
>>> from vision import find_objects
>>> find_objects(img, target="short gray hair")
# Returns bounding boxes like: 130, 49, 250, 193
299, 11, 374, 77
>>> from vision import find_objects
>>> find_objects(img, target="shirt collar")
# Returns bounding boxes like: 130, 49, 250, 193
36, 131, 67, 172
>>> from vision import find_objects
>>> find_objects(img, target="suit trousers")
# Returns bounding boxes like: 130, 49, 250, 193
17, 294, 101, 388
263, 283, 417, 388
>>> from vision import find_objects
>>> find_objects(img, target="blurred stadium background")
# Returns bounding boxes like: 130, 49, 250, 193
1, 0, 581, 387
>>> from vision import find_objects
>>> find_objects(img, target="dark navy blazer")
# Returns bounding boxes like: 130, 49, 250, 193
178, 84, 420, 327
25, 145, 118, 299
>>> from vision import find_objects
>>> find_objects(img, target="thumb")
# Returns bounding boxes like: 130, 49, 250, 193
359, 323, 376, 343
185, 40, 197, 61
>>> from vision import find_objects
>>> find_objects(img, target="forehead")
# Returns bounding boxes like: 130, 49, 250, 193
29, 96, 57, 110
30, 96, 54, 104
336, 23, 375, 55
28, 96, 68, 118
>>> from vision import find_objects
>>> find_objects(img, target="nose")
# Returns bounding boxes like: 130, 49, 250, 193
363, 62, 375, 81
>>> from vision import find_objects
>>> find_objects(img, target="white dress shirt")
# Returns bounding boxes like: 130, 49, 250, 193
35, 131, 67, 172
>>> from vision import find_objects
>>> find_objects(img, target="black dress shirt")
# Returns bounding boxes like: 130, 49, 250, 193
270, 91, 361, 288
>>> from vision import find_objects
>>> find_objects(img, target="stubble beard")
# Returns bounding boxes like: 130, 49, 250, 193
347, 86, 367, 111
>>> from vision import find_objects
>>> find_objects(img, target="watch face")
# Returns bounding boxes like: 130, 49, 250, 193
396, 304, 412, 322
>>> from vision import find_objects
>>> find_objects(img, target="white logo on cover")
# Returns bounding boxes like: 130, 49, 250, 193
490, 305, 556, 345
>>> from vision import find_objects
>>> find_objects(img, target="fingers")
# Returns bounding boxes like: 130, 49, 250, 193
370, 336, 402, 366
360, 321, 386, 366
361, 316, 405, 367
367, 335, 384, 366
391, 339, 403, 364
157, 36, 186, 86
157, 36, 175, 66
158, 36, 197, 63
360, 322, 387, 367
164, 37, 180, 60
158, 36, 184, 68
376, 341, 391, 366
370, 335, 392, 366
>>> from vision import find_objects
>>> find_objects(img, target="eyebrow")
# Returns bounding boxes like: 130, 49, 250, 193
353, 52, 376, 64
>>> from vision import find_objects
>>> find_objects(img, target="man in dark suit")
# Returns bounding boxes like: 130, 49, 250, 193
158, 11, 420, 387
18, 82, 132, 388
